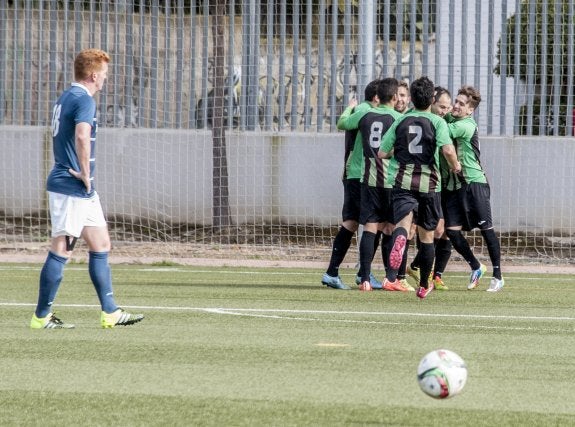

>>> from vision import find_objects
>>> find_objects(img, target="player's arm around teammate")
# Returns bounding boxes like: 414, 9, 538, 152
443, 86, 504, 292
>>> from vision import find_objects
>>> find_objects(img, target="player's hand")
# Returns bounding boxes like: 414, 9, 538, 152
348, 98, 358, 108
451, 162, 462, 175
68, 168, 92, 193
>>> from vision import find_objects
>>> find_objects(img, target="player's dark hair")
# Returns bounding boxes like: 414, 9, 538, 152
458, 85, 482, 109
398, 80, 409, 90
434, 86, 451, 103
378, 77, 399, 104
364, 79, 381, 102
410, 76, 435, 110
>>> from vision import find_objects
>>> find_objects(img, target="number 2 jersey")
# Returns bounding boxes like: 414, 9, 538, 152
380, 110, 453, 193
47, 83, 97, 198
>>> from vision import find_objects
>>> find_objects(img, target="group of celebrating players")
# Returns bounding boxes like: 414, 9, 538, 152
322, 76, 504, 298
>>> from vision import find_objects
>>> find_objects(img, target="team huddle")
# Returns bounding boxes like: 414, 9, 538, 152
322, 76, 504, 298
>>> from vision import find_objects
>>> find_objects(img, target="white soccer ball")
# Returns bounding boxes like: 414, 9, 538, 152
417, 349, 468, 399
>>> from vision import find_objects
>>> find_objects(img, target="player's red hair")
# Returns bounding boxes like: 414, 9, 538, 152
74, 49, 110, 81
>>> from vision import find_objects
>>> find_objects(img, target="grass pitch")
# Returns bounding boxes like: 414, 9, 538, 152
1, 263, 574, 426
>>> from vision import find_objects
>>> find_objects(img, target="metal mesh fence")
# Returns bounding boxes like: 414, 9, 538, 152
2, 1, 573, 136
1, 1, 574, 263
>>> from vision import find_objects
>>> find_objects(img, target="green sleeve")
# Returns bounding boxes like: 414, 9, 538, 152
435, 119, 452, 148
447, 117, 474, 140
337, 102, 371, 130
336, 106, 354, 130
380, 120, 398, 153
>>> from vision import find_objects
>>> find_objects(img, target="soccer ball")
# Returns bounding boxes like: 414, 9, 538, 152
417, 349, 467, 399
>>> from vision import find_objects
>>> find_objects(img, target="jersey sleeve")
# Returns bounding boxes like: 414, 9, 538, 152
447, 117, 474, 141
337, 102, 371, 130
380, 119, 399, 153
336, 106, 354, 130
74, 95, 96, 126
434, 118, 453, 148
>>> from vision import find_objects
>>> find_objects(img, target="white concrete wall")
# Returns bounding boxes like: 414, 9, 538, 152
1, 125, 574, 233
0, 126, 48, 215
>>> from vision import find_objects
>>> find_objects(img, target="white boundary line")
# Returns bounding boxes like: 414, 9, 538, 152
4, 302, 574, 331
3, 302, 574, 321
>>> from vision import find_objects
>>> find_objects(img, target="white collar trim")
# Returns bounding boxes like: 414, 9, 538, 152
71, 82, 92, 96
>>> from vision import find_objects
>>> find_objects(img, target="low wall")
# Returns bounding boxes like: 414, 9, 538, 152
1, 125, 573, 233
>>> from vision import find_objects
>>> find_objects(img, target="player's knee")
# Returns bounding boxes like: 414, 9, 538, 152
445, 228, 462, 242
50, 236, 73, 259
342, 220, 358, 232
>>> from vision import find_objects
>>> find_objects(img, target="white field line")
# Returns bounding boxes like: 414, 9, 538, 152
3, 301, 574, 322
202, 309, 566, 332
4, 302, 572, 332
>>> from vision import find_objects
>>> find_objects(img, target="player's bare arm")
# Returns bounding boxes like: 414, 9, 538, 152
69, 122, 92, 193
441, 144, 461, 174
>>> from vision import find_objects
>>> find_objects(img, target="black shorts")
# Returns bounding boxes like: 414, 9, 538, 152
359, 184, 393, 225
391, 188, 442, 231
342, 178, 361, 222
443, 182, 493, 231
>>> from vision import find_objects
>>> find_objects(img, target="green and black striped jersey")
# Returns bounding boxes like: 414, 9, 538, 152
445, 114, 488, 185
337, 101, 372, 180
358, 105, 402, 187
380, 110, 453, 193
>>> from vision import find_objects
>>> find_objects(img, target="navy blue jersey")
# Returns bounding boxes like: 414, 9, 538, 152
47, 83, 97, 197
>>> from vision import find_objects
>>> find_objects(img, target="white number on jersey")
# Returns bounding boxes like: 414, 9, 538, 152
51, 104, 62, 137
408, 125, 423, 154
370, 121, 384, 148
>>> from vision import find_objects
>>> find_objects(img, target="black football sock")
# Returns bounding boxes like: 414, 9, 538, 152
410, 235, 421, 269
372, 231, 382, 262
481, 229, 502, 280
327, 226, 354, 277
445, 229, 481, 270
397, 238, 410, 280
418, 242, 435, 288
433, 238, 452, 278
381, 233, 392, 272
359, 231, 376, 282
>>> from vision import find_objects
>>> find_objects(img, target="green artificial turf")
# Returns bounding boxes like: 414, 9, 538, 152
1, 264, 574, 426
